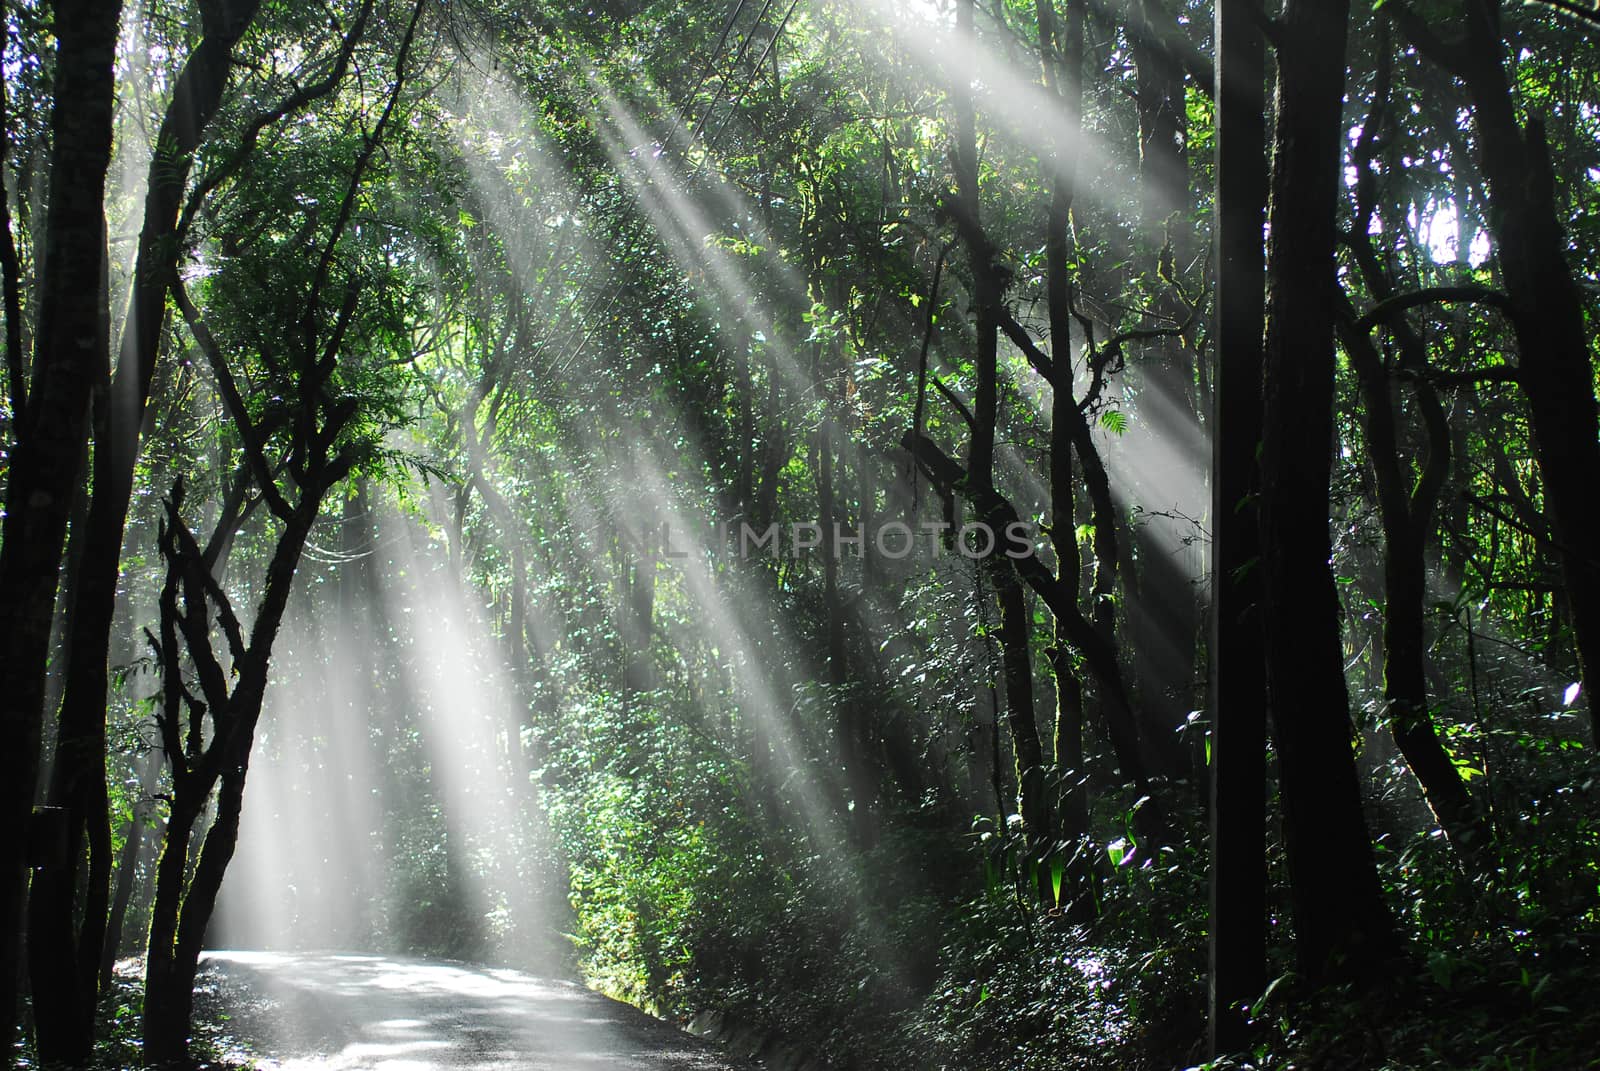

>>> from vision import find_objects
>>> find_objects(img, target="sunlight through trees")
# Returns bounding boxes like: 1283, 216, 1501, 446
2, 1, 1599, 1068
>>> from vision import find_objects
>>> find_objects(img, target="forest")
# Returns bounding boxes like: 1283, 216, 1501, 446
1, 0, 1599, 1067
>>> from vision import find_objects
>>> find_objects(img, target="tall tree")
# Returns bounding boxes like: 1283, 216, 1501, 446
141, 4, 424, 1059
26, 3, 283, 1059
1208, 0, 1268, 1050
1258, 0, 1393, 979
0, 2, 124, 1060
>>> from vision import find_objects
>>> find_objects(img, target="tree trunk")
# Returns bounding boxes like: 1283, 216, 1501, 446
1125, 27, 1201, 774
508, 542, 529, 778
1035, 0, 1094, 909
1208, 0, 1268, 1048
101, 747, 163, 991
952, 0, 1053, 862
143, 506, 321, 1066
817, 425, 850, 744
28, 7, 265, 1060
1337, 311, 1494, 873
1131, 0, 1188, 240
0, 3, 123, 1059
141, 785, 204, 1068
1258, 0, 1392, 981
734, 327, 755, 520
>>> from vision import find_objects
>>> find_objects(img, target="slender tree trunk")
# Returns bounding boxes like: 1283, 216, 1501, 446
1338, 313, 1494, 873
1258, 0, 1392, 980
756, 363, 783, 532
817, 423, 855, 790
734, 328, 755, 520
1131, 0, 1188, 241
1337, 30, 1495, 873
1207, 2, 1269, 1044
0, 58, 24, 447
101, 747, 163, 991
623, 521, 657, 695
1036, 0, 1094, 909
1123, 34, 1201, 772
508, 542, 529, 777
141, 785, 204, 1068
952, 0, 1053, 861
0, 4, 123, 1059
143, 506, 321, 1065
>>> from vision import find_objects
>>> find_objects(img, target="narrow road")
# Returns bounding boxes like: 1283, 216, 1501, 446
198, 951, 757, 1070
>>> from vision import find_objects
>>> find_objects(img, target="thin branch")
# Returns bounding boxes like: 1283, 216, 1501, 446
304, 0, 426, 351
1356, 285, 1513, 332
1421, 364, 1521, 387
176, 0, 375, 245
932, 376, 977, 430
172, 274, 294, 520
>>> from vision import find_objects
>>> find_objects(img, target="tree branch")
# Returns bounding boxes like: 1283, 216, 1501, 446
1355, 285, 1513, 332
172, 274, 294, 521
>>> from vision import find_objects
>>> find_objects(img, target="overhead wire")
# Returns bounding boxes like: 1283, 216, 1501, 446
686, 0, 780, 146
697, 0, 803, 161
554, 0, 759, 381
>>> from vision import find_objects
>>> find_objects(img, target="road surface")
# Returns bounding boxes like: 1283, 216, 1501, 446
198, 950, 757, 1070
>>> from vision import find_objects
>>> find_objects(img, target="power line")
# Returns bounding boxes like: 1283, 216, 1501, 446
658, 0, 753, 153
687, 0, 780, 145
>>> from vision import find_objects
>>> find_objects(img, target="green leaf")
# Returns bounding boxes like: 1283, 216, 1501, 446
1250, 972, 1294, 1019
1107, 838, 1127, 866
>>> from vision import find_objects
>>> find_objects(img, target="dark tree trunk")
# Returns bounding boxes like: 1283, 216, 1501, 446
1338, 311, 1493, 871
0, 60, 24, 444
1258, 0, 1392, 981
1208, 0, 1268, 1048
143, 506, 322, 1066
0, 3, 123, 1059
1036, 0, 1094, 910
28, 6, 266, 1060
622, 524, 657, 695
756, 362, 783, 532
817, 423, 855, 792
733, 327, 755, 520
508, 542, 529, 778
1336, 26, 1495, 878
139, 2, 414, 1054
996, 567, 1053, 869
1128, 523, 1199, 782
1131, 0, 1189, 238
1337, 313, 1497, 864
951, 0, 1053, 863
140, 785, 205, 1069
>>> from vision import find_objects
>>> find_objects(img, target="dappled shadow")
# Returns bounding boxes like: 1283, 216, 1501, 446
201, 951, 754, 1070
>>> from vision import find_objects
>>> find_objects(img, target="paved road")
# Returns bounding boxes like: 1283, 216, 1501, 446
199, 951, 757, 1070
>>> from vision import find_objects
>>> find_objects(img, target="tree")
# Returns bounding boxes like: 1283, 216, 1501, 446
1258, 0, 1392, 979
0, 3, 124, 1060
26, 3, 280, 1058
140, 3, 425, 1059
1208, 0, 1268, 1050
